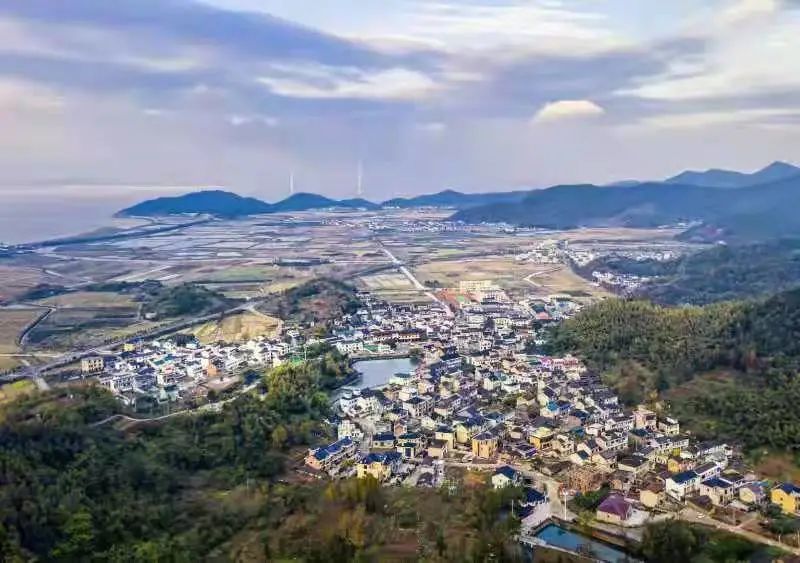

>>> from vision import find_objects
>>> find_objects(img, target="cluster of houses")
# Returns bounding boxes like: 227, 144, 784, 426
304, 283, 800, 534
332, 286, 580, 360
81, 334, 291, 404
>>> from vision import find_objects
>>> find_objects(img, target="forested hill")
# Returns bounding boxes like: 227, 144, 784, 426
547, 291, 800, 450
549, 289, 800, 383
580, 239, 800, 306
451, 174, 800, 242
0, 347, 354, 560
639, 240, 800, 305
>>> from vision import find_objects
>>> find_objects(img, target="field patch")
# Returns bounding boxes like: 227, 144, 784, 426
357, 273, 415, 291
413, 257, 607, 297
189, 311, 281, 344
36, 291, 137, 308
0, 266, 50, 302
0, 379, 36, 405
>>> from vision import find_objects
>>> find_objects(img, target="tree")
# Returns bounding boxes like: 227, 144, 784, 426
51, 509, 95, 560
641, 521, 699, 563
271, 425, 289, 450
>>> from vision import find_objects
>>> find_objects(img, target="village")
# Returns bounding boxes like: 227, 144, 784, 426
304, 280, 800, 555
76, 274, 800, 557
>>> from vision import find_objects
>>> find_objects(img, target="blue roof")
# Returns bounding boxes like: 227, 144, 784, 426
702, 477, 732, 489
777, 482, 800, 495
362, 451, 402, 465
524, 488, 546, 504
373, 432, 396, 442
494, 466, 518, 480
313, 437, 353, 460
671, 470, 698, 485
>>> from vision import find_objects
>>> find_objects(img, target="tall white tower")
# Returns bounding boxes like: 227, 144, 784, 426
357, 160, 364, 197
289, 170, 295, 195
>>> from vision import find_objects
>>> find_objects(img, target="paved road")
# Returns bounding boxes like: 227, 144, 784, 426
679, 507, 800, 555
523, 266, 561, 290
377, 241, 454, 317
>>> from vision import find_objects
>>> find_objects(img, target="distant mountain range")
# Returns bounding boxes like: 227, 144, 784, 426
664, 160, 800, 188
382, 188, 530, 209
117, 190, 379, 218
117, 188, 527, 218
452, 168, 800, 241
117, 161, 800, 241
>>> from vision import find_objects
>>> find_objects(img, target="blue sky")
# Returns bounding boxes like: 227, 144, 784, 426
0, 0, 799, 201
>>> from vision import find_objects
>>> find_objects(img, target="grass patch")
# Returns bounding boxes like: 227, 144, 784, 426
189, 312, 281, 344
0, 379, 36, 406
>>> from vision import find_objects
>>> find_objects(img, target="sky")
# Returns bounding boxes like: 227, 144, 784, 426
1, 0, 800, 203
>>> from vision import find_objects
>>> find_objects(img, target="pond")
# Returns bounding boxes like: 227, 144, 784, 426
350, 357, 413, 389
534, 524, 636, 563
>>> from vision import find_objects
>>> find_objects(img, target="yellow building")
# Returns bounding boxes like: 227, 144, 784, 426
771, 483, 800, 515
122, 342, 137, 353
667, 457, 694, 474
640, 482, 665, 509
529, 427, 554, 451
428, 440, 448, 459
357, 452, 401, 482
455, 423, 476, 444
434, 428, 455, 450
81, 356, 105, 374
471, 432, 499, 459
458, 279, 493, 293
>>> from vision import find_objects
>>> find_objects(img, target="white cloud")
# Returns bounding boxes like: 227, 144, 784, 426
532, 100, 605, 123
228, 114, 279, 127
257, 64, 440, 101
619, 0, 800, 102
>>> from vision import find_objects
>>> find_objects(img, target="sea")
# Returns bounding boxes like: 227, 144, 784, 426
0, 186, 188, 245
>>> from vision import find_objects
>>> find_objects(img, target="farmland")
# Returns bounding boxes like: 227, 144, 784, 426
0, 309, 45, 372
413, 258, 608, 298
189, 311, 281, 344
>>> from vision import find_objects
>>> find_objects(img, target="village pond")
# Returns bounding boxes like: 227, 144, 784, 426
533, 524, 637, 563
350, 357, 414, 389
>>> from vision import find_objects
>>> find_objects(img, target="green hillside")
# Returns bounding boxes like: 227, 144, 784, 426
547, 290, 800, 451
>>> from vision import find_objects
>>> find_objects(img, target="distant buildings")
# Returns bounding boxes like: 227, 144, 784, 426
81, 356, 105, 374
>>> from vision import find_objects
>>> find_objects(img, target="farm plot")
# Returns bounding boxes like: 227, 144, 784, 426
0, 309, 45, 372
